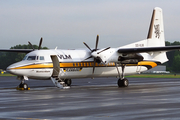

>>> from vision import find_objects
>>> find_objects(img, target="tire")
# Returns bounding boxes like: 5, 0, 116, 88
23, 83, 28, 90
117, 79, 123, 87
65, 79, 72, 86
19, 83, 24, 88
117, 78, 129, 87
123, 78, 129, 87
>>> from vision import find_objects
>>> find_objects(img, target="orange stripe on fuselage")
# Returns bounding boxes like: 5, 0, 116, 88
138, 61, 158, 68
10, 61, 158, 70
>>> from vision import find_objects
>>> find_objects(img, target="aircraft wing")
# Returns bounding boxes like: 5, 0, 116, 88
0, 49, 33, 53
118, 45, 180, 53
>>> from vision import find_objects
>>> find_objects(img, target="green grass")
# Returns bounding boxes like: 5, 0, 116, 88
127, 74, 180, 78
0, 73, 14, 76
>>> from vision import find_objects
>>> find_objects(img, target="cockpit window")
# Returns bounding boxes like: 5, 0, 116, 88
27, 56, 36, 60
23, 55, 44, 61
23, 56, 28, 60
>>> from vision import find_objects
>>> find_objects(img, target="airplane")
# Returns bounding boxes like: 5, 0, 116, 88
1, 7, 180, 90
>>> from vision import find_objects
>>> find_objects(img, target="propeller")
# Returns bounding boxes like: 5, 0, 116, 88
28, 41, 34, 50
38, 37, 43, 50
28, 37, 43, 50
83, 35, 110, 75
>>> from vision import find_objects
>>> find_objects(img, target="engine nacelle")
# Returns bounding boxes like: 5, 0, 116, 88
118, 53, 144, 64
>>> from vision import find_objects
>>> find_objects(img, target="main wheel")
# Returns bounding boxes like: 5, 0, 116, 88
117, 78, 129, 87
64, 79, 72, 86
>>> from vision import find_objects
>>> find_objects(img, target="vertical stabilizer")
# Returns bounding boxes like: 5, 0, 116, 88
147, 7, 165, 47
147, 7, 168, 63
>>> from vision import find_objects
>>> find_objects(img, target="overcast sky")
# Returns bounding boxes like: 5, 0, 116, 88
0, 0, 180, 49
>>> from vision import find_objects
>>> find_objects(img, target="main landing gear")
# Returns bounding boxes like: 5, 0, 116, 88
115, 63, 129, 87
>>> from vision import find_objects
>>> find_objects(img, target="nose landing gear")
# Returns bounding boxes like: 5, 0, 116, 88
16, 76, 30, 90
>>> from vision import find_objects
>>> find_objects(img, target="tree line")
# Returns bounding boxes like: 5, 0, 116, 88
165, 41, 180, 72
0, 42, 180, 72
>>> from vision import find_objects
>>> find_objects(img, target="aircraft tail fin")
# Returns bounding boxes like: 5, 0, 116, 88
147, 7, 165, 47
120, 7, 168, 63
146, 7, 168, 63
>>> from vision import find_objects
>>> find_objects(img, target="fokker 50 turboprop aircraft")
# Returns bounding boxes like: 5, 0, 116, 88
1, 7, 180, 90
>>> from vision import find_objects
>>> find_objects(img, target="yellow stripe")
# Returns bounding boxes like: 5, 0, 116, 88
12, 63, 53, 69
138, 61, 157, 68
11, 61, 158, 70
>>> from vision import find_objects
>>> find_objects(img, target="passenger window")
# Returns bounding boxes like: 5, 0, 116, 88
27, 56, 36, 60
40, 56, 44, 60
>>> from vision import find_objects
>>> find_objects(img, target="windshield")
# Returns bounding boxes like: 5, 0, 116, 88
23, 55, 45, 61
23, 56, 28, 60
27, 56, 36, 60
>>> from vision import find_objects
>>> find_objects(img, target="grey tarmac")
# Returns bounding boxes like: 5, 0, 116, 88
0, 76, 180, 120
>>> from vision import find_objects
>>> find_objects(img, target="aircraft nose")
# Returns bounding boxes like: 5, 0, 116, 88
6, 64, 17, 75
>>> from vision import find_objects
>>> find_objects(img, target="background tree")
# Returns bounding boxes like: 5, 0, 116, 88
165, 41, 180, 72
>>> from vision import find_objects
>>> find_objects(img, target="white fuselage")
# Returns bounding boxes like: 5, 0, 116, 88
6, 48, 158, 80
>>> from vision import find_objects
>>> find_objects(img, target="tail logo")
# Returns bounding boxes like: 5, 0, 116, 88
154, 24, 160, 38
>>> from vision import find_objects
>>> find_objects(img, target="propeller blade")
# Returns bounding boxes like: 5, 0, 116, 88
92, 58, 96, 74
38, 37, 43, 50
83, 42, 92, 51
97, 47, 111, 54
95, 35, 99, 50
28, 41, 34, 50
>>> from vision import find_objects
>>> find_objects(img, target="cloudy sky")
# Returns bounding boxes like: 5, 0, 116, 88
0, 0, 180, 49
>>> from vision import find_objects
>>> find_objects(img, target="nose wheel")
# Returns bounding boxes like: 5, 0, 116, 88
17, 79, 30, 90
18, 82, 29, 90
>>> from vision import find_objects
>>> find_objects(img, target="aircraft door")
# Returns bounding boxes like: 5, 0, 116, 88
50, 55, 60, 77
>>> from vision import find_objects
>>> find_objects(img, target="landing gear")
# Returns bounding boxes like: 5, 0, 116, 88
115, 63, 129, 87
17, 81, 30, 90
16, 76, 30, 90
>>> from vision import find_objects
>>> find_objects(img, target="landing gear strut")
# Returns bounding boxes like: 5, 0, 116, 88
115, 63, 129, 87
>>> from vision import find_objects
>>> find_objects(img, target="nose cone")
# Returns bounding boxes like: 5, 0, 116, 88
91, 52, 98, 58
6, 61, 25, 75
6, 64, 17, 75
